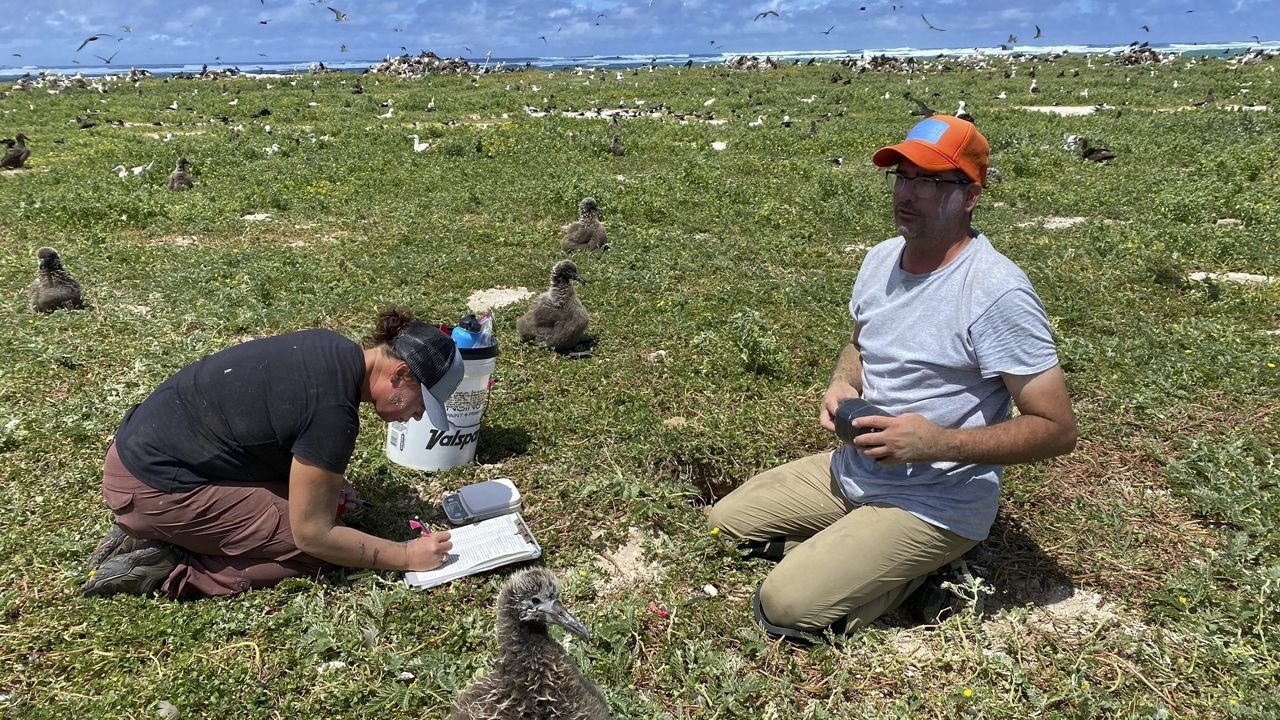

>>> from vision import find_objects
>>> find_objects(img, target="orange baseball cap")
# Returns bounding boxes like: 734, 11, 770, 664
872, 115, 989, 185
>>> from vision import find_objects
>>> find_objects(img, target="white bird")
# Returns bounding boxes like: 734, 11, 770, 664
377, 107, 394, 119
712, 140, 727, 151
799, 94, 817, 103
163, 133, 173, 142
748, 115, 764, 127
996, 91, 1008, 100
111, 164, 128, 178
409, 134, 430, 153
264, 124, 272, 133
229, 98, 239, 106
427, 97, 435, 110
265, 143, 280, 156
167, 100, 179, 110
703, 97, 716, 106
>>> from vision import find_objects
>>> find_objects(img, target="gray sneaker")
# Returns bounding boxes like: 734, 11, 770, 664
86, 524, 147, 571
80, 541, 182, 597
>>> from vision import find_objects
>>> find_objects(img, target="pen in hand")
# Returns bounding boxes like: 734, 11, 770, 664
409, 516, 431, 536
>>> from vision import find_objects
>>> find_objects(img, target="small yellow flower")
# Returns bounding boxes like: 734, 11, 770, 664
1268, 362, 1277, 369
1184, 349, 1193, 355
1229, 698, 1239, 706
709, 526, 720, 535
579, 569, 588, 577
1080, 681, 1090, 691
962, 688, 974, 698
1179, 596, 1188, 605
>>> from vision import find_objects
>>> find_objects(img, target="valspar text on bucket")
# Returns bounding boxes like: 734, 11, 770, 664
386, 344, 499, 471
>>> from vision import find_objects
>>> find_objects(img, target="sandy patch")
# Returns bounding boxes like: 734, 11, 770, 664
592, 527, 665, 597
1215, 218, 1242, 227
1015, 105, 1099, 116
1186, 271, 1274, 285
467, 286, 532, 313
120, 304, 152, 316
152, 235, 201, 246
1018, 216, 1086, 230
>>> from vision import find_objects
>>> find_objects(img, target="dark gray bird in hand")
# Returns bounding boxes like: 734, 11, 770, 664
0, 133, 30, 169
449, 569, 607, 720
327, 6, 347, 21
608, 135, 624, 157
561, 198, 608, 252
921, 14, 945, 31
31, 247, 85, 313
754, 10, 779, 21
517, 261, 590, 352
167, 157, 194, 190
76, 34, 113, 52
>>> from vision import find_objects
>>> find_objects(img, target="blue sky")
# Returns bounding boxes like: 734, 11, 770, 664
2, 0, 1276, 67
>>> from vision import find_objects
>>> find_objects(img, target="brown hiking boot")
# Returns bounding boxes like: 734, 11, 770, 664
86, 524, 146, 571
80, 541, 182, 597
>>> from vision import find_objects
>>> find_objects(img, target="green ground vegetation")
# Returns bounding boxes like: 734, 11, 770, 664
1, 53, 1278, 718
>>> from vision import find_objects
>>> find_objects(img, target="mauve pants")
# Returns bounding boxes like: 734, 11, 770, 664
100, 443, 329, 598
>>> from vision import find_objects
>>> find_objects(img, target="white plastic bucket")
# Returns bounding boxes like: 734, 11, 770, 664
386, 345, 498, 471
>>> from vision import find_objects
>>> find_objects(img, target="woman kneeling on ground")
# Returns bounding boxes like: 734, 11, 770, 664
81, 308, 459, 597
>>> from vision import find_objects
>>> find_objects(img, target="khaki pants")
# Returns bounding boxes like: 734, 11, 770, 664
707, 452, 977, 633
101, 443, 329, 598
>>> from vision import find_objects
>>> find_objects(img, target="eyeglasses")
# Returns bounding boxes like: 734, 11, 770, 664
885, 170, 972, 198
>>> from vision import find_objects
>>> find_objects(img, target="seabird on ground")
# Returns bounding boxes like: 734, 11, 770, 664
30, 247, 86, 313
448, 569, 607, 720
1, 133, 30, 169
906, 93, 936, 117
517, 261, 590, 352
608, 136, 624, 156
1080, 138, 1115, 163
409, 135, 430, 153
168, 157, 194, 190
955, 100, 974, 122
561, 198, 608, 252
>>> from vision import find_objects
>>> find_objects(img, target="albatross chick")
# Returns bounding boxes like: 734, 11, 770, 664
517, 260, 589, 351
560, 198, 608, 252
0, 133, 30, 169
449, 568, 608, 720
30, 247, 85, 313
167, 157, 194, 190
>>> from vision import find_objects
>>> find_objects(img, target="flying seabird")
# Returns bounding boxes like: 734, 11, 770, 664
30, 247, 85, 313
921, 15, 945, 31
517, 261, 590, 352
76, 34, 113, 53
754, 10, 779, 21
820, 26, 835, 35
327, 6, 347, 21
167, 157, 194, 190
448, 569, 607, 720
561, 197, 608, 252
0, 133, 30, 169
94, 51, 120, 64
1034, 25, 1042, 39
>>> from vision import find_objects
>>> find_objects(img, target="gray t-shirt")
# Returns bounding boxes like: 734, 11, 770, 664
832, 232, 1059, 540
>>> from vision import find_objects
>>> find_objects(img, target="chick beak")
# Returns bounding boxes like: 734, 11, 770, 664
540, 599, 590, 640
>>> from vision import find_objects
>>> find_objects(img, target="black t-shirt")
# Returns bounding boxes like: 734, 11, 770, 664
115, 329, 365, 492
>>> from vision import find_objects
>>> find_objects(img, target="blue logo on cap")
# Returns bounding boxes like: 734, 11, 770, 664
906, 118, 948, 144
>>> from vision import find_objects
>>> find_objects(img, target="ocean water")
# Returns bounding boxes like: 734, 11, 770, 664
2, 41, 1275, 81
